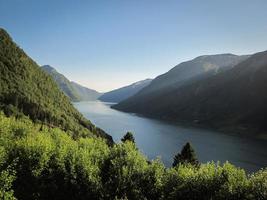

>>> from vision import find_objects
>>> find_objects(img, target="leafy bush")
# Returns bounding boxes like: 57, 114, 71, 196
249, 169, 267, 200
0, 113, 266, 200
0, 145, 16, 200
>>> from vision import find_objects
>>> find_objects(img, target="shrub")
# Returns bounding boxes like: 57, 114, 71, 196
0, 113, 266, 200
249, 169, 267, 200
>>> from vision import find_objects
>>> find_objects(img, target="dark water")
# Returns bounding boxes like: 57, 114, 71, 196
74, 101, 267, 173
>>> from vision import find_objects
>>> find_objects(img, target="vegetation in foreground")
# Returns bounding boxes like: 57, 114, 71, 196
0, 113, 266, 200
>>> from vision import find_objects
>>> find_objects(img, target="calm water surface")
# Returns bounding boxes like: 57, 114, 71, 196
74, 101, 267, 173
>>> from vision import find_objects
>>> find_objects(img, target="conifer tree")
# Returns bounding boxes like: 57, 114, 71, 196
121, 132, 135, 143
173, 142, 199, 167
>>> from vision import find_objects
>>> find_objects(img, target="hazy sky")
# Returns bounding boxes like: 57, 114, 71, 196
1, 0, 267, 92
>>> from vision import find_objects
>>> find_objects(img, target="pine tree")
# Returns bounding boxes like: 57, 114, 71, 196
121, 132, 135, 143
172, 142, 199, 167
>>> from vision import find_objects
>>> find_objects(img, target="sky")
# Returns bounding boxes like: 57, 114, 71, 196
1, 0, 267, 92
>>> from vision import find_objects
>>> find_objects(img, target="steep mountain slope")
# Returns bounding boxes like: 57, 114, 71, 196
41, 65, 80, 101
98, 79, 152, 103
114, 51, 267, 133
0, 28, 112, 142
70, 81, 102, 101
42, 65, 102, 101
137, 54, 249, 95
113, 54, 249, 111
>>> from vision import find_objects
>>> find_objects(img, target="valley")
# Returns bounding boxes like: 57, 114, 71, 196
1, 1, 267, 197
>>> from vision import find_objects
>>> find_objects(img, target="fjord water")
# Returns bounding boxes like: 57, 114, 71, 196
74, 101, 267, 173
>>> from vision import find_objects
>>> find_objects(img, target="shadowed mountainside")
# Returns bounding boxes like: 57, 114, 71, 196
112, 52, 267, 134
99, 79, 152, 103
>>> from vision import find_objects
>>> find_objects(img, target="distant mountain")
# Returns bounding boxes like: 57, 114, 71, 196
41, 65, 80, 101
99, 79, 152, 103
71, 81, 102, 101
113, 54, 249, 110
0, 28, 112, 142
130, 54, 249, 96
112, 52, 267, 133
42, 65, 102, 101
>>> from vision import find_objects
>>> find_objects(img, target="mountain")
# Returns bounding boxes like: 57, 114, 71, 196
98, 79, 152, 103
70, 81, 102, 101
41, 65, 80, 101
0, 28, 112, 142
126, 54, 249, 97
112, 53, 267, 133
42, 65, 102, 101
113, 54, 249, 110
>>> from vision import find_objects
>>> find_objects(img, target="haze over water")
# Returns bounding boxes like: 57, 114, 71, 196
74, 101, 267, 173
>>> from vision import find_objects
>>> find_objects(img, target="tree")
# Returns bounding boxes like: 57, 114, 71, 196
172, 142, 199, 167
121, 132, 135, 143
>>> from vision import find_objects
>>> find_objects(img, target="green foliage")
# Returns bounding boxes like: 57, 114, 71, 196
0, 28, 112, 143
0, 142, 16, 199
249, 169, 267, 200
121, 132, 135, 143
217, 162, 250, 199
0, 167, 16, 200
0, 113, 110, 200
101, 142, 162, 200
173, 142, 199, 167
163, 162, 251, 200
0, 113, 267, 200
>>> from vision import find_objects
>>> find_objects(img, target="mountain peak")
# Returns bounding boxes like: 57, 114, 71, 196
0, 28, 12, 40
41, 65, 57, 72
194, 53, 238, 60
131, 78, 153, 87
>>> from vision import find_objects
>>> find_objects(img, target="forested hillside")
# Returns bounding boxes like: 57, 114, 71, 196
42, 65, 102, 101
0, 28, 112, 142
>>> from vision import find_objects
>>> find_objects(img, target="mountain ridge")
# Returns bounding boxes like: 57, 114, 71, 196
0, 28, 112, 143
42, 65, 102, 101
137, 53, 250, 96
98, 78, 152, 103
113, 53, 249, 110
